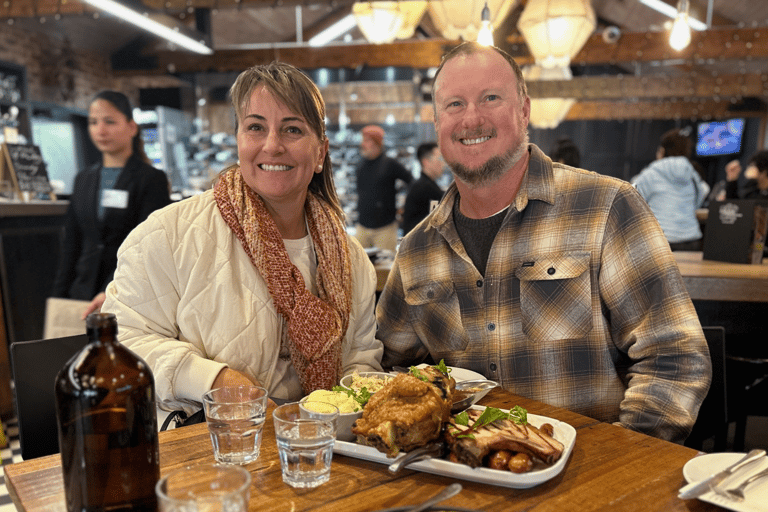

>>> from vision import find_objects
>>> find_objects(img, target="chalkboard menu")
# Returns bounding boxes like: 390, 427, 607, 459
2, 143, 53, 194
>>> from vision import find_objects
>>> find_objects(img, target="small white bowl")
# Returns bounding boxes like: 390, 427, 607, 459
338, 372, 394, 394
299, 395, 362, 442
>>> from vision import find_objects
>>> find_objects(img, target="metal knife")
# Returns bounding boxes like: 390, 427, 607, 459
678, 448, 766, 500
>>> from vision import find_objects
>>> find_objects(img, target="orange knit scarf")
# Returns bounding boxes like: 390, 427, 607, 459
214, 168, 352, 393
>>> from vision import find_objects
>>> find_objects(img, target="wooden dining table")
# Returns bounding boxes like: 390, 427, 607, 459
4, 388, 722, 512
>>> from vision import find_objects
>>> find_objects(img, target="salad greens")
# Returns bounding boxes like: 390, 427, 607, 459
409, 359, 452, 381
451, 405, 529, 439
332, 385, 372, 408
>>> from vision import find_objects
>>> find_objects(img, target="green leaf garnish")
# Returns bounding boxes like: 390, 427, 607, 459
332, 385, 372, 408
450, 406, 529, 438
433, 359, 451, 375
473, 407, 510, 427
409, 367, 429, 382
509, 405, 528, 425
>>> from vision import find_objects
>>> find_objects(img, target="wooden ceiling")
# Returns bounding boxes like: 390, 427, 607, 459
3, 0, 768, 122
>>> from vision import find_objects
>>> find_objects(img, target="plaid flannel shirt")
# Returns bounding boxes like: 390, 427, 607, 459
377, 144, 711, 443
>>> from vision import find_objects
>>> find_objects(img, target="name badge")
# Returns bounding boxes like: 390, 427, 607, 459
101, 189, 129, 209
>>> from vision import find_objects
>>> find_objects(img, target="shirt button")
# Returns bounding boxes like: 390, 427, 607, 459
427, 290, 434, 299
547, 267, 556, 275
476, 280, 483, 287
490, 363, 497, 372
488, 323, 495, 331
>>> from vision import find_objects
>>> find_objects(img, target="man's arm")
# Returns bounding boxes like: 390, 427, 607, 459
376, 258, 429, 368
599, 184, 711, 443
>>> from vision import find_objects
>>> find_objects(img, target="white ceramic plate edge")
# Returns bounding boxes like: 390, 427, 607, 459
682, 453, 768, 512
333, 407, 576, 489
413, 364, 487, 382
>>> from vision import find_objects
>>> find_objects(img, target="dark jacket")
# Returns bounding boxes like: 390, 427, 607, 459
52, 154, 171, 300
725, 178, 767, 199
355, 153, 413, 228
401, 174, 444, 234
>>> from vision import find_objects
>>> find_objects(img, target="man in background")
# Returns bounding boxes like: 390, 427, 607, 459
724, 150, 768, 199
401, 142, 446, 234
377, 42, 710, 444
354, 125, 413, 252
550, 137, 581, 167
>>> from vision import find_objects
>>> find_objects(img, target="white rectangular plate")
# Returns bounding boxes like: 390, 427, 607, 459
333, 407, 576, 489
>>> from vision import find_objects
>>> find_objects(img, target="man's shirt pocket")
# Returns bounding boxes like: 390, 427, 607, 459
515, 252, 593, 341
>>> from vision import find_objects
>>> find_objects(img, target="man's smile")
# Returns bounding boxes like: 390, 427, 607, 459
460, 136, 492, 146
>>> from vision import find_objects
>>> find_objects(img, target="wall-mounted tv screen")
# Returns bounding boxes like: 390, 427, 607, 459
696, 118, 745, 157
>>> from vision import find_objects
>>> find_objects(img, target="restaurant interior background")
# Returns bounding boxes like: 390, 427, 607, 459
1, 0, 767, 452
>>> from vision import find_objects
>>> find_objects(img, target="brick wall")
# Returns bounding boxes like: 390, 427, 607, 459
0, 23, 184, 111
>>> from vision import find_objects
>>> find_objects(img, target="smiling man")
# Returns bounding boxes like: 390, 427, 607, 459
376, 42, 711, 444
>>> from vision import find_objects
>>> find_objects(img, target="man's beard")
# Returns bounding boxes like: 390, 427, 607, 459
447, 130, 529, 189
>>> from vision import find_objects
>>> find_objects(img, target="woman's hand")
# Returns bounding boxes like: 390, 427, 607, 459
212, 368, 259, 389
725, 159, 742, 182
81, 292, 107, 320
211, 368, 277, 406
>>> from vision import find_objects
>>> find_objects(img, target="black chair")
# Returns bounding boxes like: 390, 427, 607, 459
685, 326, 728, 452
726, 343, 768, 452
9, 333, 89, 460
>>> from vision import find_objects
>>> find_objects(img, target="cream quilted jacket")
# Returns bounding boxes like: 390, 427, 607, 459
102, 189, 383, 416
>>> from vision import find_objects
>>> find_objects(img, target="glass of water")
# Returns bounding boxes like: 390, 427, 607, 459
273, 401, 339, 488
202, 386, 268, 465
156, 463, 251, 512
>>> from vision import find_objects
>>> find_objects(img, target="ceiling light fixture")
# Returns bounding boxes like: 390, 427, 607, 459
523, 65, 576, 129
309, 14, 357, 47
81, 0, 212, 54
477, 2, 494, 46
352, 1, 427, 45
428, 0, 515, 42
638, 0, 707, 31
517, 0, 596, 69
669, 0, 692, 51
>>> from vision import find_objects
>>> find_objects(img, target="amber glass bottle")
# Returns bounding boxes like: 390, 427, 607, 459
55, 312, 160, 512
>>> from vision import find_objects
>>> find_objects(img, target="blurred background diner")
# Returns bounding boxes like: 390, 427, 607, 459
1, 0, 768, 477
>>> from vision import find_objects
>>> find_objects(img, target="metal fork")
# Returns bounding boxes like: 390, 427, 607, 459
715, 466, 768, 502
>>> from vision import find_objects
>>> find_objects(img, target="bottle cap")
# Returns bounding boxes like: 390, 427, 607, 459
86, 312, 118, 337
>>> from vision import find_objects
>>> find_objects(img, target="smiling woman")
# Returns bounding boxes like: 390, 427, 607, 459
100, 62, 384, 424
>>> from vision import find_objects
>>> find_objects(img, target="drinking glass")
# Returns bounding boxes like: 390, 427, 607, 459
155, 463, 251, 512
273, 401, 338, 488
202, 386, 268, 465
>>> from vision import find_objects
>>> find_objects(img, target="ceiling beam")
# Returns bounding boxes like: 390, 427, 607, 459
319, 75, 768, 103
566, 99, 766, 121
527, 74, 768, 101
125, 26, 768, 75
0, 0, 363, 17
568, 26, 768, 65
138, 39, 460, 74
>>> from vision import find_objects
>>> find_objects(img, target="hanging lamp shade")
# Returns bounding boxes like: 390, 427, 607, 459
352, 1, 428, 44
517, 0, 596, 68
523, 65, 575, 129
427, 0, 516, 42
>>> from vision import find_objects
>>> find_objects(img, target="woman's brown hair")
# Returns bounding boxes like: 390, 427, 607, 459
228, 61, 343, 220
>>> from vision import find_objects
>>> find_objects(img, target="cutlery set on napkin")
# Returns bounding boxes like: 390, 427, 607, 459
679, 449, 768, 502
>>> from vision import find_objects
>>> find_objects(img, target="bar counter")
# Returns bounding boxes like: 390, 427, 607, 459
0, 200, 69, 417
